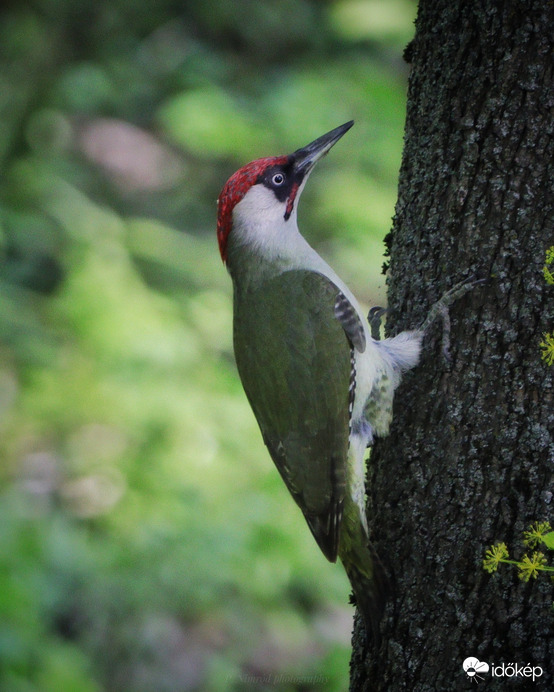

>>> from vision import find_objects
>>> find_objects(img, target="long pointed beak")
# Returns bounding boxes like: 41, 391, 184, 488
292, 121, 354, 176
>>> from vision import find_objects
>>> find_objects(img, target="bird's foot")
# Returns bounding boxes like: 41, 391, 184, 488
420, 277, 487, 361
368, 306, 387, 341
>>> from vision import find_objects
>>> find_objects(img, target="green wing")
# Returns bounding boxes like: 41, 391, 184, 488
233, 269, 353, 562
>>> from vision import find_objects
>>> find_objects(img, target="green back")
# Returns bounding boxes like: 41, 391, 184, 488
233, 269, 352, 562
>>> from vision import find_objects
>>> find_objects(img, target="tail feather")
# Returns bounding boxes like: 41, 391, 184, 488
338, 513, 388, 644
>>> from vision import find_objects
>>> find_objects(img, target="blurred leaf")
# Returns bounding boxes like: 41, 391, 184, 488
329, 0, 417, 46
158, 87, 272, 159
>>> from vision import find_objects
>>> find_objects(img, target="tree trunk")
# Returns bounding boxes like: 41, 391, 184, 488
351, 2, 554, 689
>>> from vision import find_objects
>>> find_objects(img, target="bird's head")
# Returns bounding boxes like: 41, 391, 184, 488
217, 121, 353, 262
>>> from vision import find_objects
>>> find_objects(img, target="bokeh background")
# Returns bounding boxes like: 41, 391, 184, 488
0, 1, 416, 690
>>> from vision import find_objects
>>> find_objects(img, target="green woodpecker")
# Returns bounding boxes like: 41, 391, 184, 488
217, 122, 422, 635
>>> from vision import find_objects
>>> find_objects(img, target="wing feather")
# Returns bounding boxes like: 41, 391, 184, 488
233, 269, 354, 562
334, 291, 366, 352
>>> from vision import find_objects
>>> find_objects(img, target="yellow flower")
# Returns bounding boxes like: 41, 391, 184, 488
483, 542, 509, 573
540, 333, 554, 366
524, 521, 552, 549
518, 552, 547, 582
544, 246, 554, 284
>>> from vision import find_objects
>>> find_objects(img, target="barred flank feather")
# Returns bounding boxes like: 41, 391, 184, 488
334, 291, 366, 353
347, 346, 356, 436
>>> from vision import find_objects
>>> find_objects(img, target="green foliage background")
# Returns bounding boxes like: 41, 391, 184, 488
0, 1, 415, 690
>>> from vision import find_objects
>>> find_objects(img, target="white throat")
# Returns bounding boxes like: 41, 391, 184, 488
231, 184, 308, 266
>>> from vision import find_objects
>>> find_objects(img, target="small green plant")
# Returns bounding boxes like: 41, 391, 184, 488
540, 332, 554, 366
483, 522, 554, 581
543, 246, 554, 285
540, 247, 554, 365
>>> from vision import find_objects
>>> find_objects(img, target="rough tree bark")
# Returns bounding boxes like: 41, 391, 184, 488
350, 2, 554, 690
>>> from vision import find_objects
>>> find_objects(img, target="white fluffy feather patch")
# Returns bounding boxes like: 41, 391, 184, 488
378, 330, 422, 373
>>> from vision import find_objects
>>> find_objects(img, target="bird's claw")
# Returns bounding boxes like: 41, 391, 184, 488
420, 276, 487, 363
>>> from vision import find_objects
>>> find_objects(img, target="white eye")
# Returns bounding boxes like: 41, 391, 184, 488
272, 173, 285, 186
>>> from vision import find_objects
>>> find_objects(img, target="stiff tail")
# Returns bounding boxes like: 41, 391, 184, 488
338, 509, 388, 644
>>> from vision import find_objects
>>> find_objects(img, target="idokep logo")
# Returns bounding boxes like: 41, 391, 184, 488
463, 657, 543, 684
462, 658, 489, 683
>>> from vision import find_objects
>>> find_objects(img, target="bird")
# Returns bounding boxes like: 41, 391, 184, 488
216, 121, 423, 637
